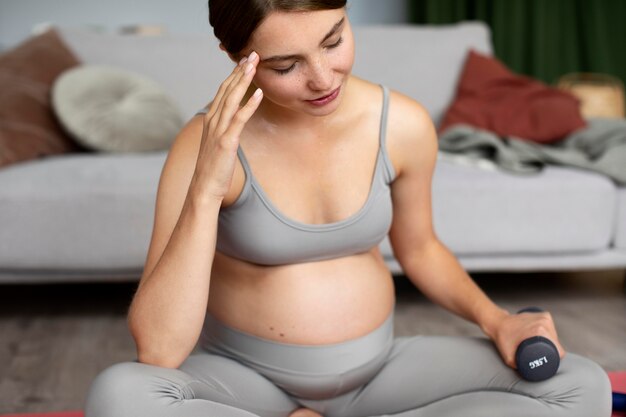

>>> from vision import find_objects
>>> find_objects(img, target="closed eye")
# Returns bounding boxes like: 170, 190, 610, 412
327, 36, 344, 49
274, 63, 297, 75
272, 36, 344, 76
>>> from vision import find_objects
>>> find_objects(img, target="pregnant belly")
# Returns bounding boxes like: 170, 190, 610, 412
206, 248, 396, 345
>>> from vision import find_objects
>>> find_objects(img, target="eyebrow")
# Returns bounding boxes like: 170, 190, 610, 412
260, 17, 345, 64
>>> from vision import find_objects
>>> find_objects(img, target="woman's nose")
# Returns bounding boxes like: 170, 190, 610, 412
307, 56, 333, 92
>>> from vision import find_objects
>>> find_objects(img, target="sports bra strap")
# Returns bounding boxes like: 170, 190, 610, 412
379, 85, 390, 146
378, 85, 396, 182
235, 146, 253, 181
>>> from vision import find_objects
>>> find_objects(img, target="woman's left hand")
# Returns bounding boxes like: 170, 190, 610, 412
490, 310, 566, 369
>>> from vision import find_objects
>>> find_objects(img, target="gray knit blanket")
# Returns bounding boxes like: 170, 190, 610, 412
438, 118, 626, 185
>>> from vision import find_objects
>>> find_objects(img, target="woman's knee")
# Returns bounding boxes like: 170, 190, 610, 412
84, 361, 191, 417
551, 353, 612, 416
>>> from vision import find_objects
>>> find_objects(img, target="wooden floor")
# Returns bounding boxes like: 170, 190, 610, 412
0, 270, 624, 414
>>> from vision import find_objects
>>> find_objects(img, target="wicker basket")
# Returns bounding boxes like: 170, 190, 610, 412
557, 73, 625, 119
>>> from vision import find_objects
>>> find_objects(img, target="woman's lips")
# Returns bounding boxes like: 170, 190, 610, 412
306, 87, 340, 106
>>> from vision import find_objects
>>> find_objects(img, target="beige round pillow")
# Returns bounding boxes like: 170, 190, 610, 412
52, 65, 183, 152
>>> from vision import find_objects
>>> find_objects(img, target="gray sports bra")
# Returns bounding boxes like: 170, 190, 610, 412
196, 85, 395, 266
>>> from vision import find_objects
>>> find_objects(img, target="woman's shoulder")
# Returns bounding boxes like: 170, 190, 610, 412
360, 81, 438, 174
172, 111, 205, 154
387, 88, 432, 131
160, 112, 205, 184
350, 77, 432, 128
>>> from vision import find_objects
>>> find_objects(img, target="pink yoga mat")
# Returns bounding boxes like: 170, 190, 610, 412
612, 371, 626, 416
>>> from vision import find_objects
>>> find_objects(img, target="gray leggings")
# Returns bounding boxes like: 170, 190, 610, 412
85, 311, 611, 417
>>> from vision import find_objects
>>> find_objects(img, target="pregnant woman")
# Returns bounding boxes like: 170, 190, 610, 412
85, 1, 611, 416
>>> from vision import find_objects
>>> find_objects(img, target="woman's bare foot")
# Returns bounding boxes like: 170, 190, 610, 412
288, 407, 324, 417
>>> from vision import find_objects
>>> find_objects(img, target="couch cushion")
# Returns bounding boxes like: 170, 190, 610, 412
52, 65, 183, 152
430, 160, 616, 255
438, 50, 586, 144
616, 188, 626, 250
351, 22, 492, 126
0, 152, 166, 269
0, 28, 83, 169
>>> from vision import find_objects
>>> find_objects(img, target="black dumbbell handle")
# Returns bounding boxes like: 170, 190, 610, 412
515, 307, 560, 382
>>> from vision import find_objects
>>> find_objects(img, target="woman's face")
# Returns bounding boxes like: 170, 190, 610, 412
243, 8, 355, 117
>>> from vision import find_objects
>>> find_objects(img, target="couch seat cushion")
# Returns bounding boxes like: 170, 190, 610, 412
430, 160, 616, 255
0, 152, 167, 269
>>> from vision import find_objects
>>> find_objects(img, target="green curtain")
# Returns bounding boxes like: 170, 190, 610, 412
409, 0, 626, 86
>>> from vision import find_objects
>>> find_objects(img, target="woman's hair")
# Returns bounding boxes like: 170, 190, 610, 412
209, 0, 347, 57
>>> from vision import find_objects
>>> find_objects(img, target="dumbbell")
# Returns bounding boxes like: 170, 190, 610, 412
515, 307, 560, 382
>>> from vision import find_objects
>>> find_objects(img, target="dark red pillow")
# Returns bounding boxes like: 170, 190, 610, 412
0, 28, 83, 169
439, 50, 586, 144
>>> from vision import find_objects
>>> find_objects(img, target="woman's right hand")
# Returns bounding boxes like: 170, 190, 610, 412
193, 51, 263, 201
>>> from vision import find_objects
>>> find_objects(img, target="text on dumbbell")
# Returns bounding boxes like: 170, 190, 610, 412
528, 357, 548, 369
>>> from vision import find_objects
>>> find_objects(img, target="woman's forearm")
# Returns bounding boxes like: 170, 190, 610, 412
403, 239, 509, 338
128, 182, 222, 368
402, 239, 567, 370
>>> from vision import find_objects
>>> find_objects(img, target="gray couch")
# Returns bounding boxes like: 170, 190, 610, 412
1, 22, 625, 283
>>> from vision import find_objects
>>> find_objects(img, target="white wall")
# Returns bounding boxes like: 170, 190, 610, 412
0, 0, 409, 51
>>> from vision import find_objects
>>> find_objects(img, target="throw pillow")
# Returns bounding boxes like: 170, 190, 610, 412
439, 50, 586, 144
52, 65, 184, 152
0, 28, 83, 169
